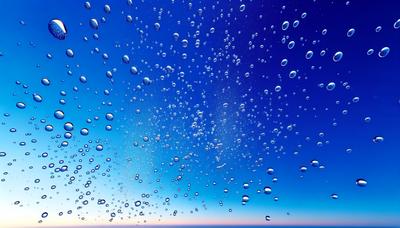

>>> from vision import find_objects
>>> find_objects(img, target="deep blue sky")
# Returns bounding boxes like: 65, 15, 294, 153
0, 0, 399, 227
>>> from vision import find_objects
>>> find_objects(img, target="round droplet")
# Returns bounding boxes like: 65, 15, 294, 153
122, 55, 130, 63
346, 28, 355, 37
305, 50, 313, 59
282, 21, 289, 30
54, 110, 65, 119
288, 41, 295, 49
356, 178, 367, 187
266, 168, 274, 175
310, 160, 319, 167
263, 186, 272, 194
130, 66, 138, 75
79, 76, 87, 83
104, 4, 111, 13
84, 1, 91, 9
63, 122, 74, 131
378, 47, 390, 58
241, 195, 249, 203
143, 77, 152, 85
96, 144, 103, 151
89, 18, 99, 29
326, 82, 336, 91
289, 70, 297, 78
45, 125, 53, 131
41, 78, 50, 86
333, 51, 343, 62
154, 23, 161, 31
0, 152, 6, 157
33, 93, 43, 102
372, 136, 384, 143
394, 19, 400, 29
239, 4, 246, 12
281, 59, 288, 67
41, 212, 48, 218
48, 19, 67, 40
16, 102, 26, 109
66, 49, 74, 58
331, 193, 339, 199
80, 128, 89, 136
105, 113, 114, 121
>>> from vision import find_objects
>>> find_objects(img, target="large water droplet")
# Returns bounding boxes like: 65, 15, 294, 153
54, 110, 65, 119
89, 18, 99, 29
16, 102, 26, 109
333, 51, 343, 62
378, 47, 390, 58
48, 19, 67, 40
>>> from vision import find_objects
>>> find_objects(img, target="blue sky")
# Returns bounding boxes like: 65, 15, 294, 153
0, 0, 399, 227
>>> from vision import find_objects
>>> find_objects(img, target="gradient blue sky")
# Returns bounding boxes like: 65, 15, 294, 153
0, 0, 400, 227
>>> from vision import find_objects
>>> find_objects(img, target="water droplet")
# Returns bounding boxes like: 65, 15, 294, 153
66, 49, 74, 58
32, 93, 43, 102
16, 102, 26, 109
41, 212, 48, 218
289, 70, 297, 78
378, 47, 390, 58
84, 1, 91, 9
105, 113, 114, 121
89, 18, 99, 29
130, 66, 138, 75
333, 51, 343, 62
80, 128, 89, 136
154, 22, 161, 31
356, 178, 367, 187
282, 21, 289, 30
104, 4, 111, 13
266, 168, 274, 175
143, 77, 152, 85
48, 19, 67, 40
346, 28, 355, 37
331, 193, 339, 199
372, 136, 384, 143
239, 4, 246, 12
263, 186, 272, 194
54, 110, 65, 119
394, 19, 400, 29
122, 55, 130, 63
41, 78, 50, 86
305, 50, 313, 59
326, 82, 336, 91
310, 160, 319, 167
79, 75, 87, 83
45, 125, 53, 131
288, 41, 295, 49
241, 195, 249, 204
281, 59, 288, 66
0, 152, 6, 157
63, 122, 74, 131
96, 144, 103, 151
